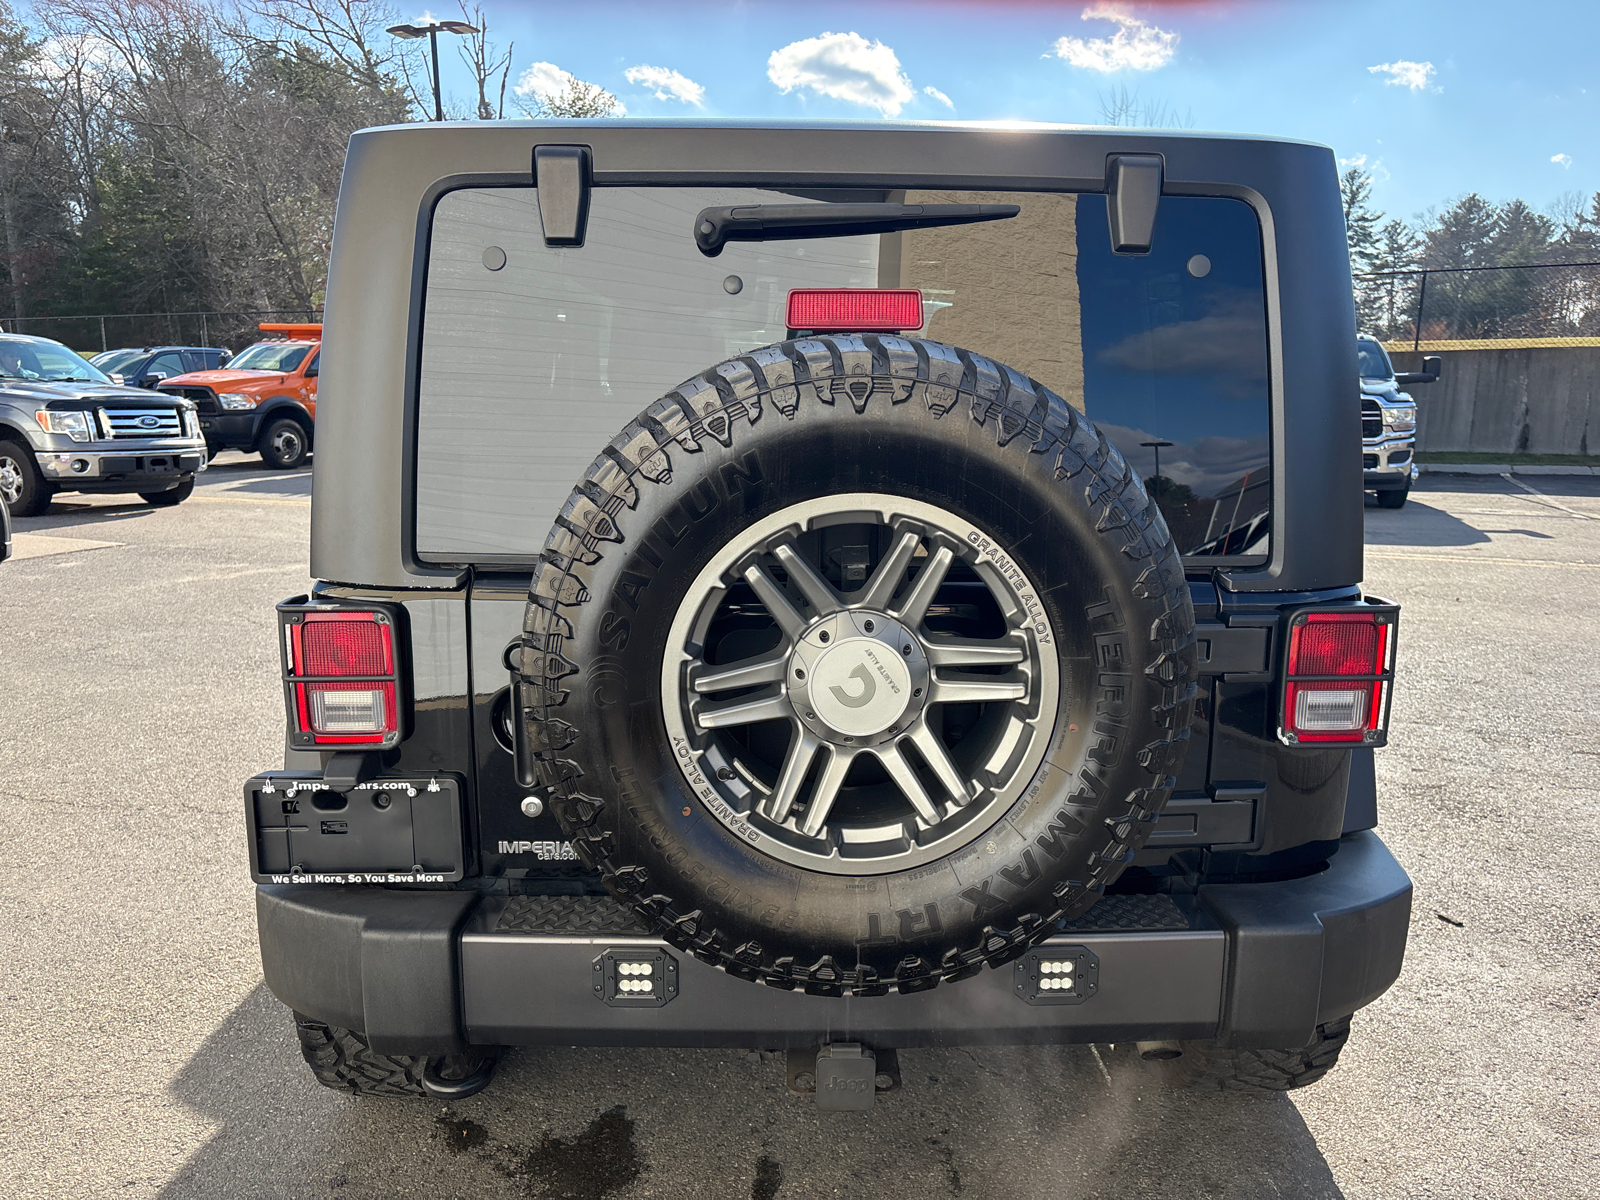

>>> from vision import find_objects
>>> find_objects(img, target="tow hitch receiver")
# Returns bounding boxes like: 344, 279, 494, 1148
787, 1044, 900, 1110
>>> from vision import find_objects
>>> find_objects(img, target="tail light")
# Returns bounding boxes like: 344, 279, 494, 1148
787, 289, 924, 333
1278, 601, 1398, 746
278, 601, 406, 748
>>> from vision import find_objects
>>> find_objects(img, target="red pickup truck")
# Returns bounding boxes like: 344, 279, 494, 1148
159, 323, 319, 468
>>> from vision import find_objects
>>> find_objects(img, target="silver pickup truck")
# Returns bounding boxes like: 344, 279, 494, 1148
0, 333, 207, 516
1358, 334, 1439, 509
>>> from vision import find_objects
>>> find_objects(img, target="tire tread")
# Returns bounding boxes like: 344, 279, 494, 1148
518, 335, 1198, 995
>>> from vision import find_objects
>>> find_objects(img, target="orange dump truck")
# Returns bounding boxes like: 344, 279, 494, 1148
159, 323, 320, 469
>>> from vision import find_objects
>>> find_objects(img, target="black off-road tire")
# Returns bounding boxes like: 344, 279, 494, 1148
1375, 485, 1409, 509
0, 439, 54, 517
292, 1013, 499, 1098
1159, 1016, 1353, 1091
518, 334, 1198, 996
293, 1013, 428, 1096
139, 478, 195, 506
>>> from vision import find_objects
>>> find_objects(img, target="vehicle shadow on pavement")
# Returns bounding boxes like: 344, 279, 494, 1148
206, 473, 313, 498
1363, 493, 1487, 548
159, 985, 1346, 1199
17, 500, 159, 529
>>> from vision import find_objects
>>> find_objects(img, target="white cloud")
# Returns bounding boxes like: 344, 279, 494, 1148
515, 61, 576, 102
1368, 60, 1435, 91
767, 31, 915, 117
1052, 4, 1178, 73
1338, 152, 1391, 181
923, 85, 954, 109
30, 33, 121, 80
625, 65, 705, 107
515, 61, 626, 115
1552, 153, 1573, 169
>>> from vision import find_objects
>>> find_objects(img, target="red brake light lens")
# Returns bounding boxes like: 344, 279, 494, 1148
787, 289, 924, 333
284, 610, 401, 746
300, 615, 393, 677
1288, 613, 1381, 678
1280, 607, 1397, 746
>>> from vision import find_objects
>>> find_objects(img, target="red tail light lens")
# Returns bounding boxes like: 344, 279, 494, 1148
1279, 604, 1398, 746
281, 606, 404, 747
787, 289, 924, 333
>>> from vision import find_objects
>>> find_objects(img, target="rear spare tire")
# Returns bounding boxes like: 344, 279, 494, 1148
519, 336, 1197, 995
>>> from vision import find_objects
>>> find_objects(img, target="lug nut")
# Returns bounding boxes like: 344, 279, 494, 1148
795, 668, 805, 679
902, 644, 912, 656
913, 688, 923, 697
819, 631, 830, 643
864, 619, 875, 633
716, 766, 735, 781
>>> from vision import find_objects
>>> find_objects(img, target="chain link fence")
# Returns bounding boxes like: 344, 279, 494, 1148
1354, 261, 1600, 349
0, 310, 323, 356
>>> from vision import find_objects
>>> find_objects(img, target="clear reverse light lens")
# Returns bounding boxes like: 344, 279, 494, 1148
1294, 686, 1368, 730
309, 686, 387, 733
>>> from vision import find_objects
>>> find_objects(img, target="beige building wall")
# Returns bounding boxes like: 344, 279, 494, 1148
890, 190, 1086, 411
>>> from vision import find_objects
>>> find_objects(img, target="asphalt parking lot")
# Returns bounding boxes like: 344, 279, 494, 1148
2, 462, 1598, 1199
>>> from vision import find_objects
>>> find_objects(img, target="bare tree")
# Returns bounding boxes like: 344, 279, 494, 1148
1098, 85, 1194, 129
456, 3, 511, 120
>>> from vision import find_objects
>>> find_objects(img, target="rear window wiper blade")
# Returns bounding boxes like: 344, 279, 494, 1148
693, 202, 1020, 257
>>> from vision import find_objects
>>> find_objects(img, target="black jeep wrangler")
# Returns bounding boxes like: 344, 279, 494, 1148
247, 120, 1410, 1105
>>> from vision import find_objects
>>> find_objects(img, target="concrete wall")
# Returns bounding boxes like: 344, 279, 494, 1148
1390, 347, 1600, 456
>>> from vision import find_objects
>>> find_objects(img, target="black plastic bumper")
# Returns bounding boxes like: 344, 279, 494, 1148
200, 412, 259, 451
257, 830, 1411, 1057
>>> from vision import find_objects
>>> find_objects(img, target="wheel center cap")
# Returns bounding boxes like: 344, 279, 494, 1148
808, 635, 914, 738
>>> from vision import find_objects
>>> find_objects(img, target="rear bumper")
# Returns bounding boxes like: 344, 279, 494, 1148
256, 830, 1411, 1057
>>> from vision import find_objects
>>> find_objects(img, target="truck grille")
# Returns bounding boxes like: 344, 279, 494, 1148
1361, 397, 1383, 440
162, 386, 219, 415
99, 408, 182, 439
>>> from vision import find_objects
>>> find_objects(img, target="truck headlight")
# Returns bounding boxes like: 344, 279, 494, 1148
182, 408, 202, 438
1383, 404, 1417, 434
34, 410, 92, 442
219, 393, 257, 410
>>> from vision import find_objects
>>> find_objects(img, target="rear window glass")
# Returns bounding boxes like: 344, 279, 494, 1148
416, 186, 1270, 563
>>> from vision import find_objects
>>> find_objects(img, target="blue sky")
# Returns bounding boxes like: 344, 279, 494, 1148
418, 0, 1600, 230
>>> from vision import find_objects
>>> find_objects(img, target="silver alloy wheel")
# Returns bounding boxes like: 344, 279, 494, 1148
661, 494, 1058, 875
0, 454, 23, 505
271, 426, 304, 462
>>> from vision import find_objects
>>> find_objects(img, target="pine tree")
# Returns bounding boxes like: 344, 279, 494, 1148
1363, 219, 1423, 339
1340, 165, 1382, 273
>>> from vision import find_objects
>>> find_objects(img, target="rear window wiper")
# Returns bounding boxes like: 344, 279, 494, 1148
693, 202, 1020, 257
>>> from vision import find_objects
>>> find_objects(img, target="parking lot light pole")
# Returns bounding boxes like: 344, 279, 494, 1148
1141, 440, 1174, 503
386, 20, 479, 122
